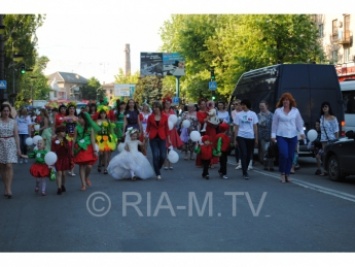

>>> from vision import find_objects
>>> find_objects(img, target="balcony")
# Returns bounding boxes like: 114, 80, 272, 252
337, 30, 353, 45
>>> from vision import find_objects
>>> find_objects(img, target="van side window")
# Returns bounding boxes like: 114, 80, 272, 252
343, 92, 355, 114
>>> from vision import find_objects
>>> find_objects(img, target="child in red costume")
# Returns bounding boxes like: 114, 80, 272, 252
29, 139, 50, 196
51, 125, 73, 195
214, 123, 231, 179
195, 135, 214, 179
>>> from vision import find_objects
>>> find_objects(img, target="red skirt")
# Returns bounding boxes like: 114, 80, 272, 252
73, 144, 98, 166
167, 128, 183, 149
55, 156, 73, 172
30, 163, 50, 178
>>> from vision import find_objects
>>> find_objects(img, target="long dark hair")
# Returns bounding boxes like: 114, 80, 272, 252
125, 99, 139, 114
320, 101, 335, 116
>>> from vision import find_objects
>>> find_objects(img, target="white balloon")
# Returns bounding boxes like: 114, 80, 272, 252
168, 120, 174, 130
34, 124, 40, 131
25, 137, 34, 146
182, 119, 191, 129
117, 142, 125, 152
168, 149, 179, 164
168, 114, 178, 125
190, 131, 201, 142
33, 145, 38, 151
307, 129, 318, 142
32, 135, 43, 145
44, 151, 58, 166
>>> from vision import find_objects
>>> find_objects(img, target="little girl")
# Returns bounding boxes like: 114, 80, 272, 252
51, 125, 73, 195
107, 128, 154, 180
29, 139, 50, 196
96, 106, 117, 174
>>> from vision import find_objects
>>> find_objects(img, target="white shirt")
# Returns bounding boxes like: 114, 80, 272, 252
235, 110, 259, 139
16, 115, 32, 134
217, 110, 230, 123
271, 107, 304, 138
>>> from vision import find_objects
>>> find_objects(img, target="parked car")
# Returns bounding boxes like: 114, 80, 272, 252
323, 131, 355, 181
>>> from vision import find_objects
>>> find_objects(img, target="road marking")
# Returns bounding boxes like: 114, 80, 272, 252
228, 161, 355, 203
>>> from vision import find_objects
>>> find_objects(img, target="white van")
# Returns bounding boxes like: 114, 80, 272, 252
340, 80, 355, 132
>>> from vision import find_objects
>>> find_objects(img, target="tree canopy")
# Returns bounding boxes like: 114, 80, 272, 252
160, 14, 324, 103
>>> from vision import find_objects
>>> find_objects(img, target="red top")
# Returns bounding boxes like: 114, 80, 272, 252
51, 138, 71, 158
215, 133, 231, 152
199, 144, 213, 160
55, 114, 66, 128
146, 113, 170, 140
196, 110, 208, 125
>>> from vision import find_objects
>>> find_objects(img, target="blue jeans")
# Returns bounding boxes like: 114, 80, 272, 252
19, 134, 29, 155
149, 137, 167, 176
276, 136, 298, 175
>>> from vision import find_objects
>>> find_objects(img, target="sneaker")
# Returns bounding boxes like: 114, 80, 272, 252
235, 165, 242, 170
163, 167, 168, 170
248, 165, 253, 170
34, 186, 39, 193
156, 175, 162, 180
222, 175, 228, 179
41, 192, 47, 196
243, 173, 249, 180
169, 166, 173, 170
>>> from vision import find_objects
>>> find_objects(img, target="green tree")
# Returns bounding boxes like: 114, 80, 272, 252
3, 14, 45, 105
15, 55, 51, 108
81, 77, 101, 100
160, 14, 324, 102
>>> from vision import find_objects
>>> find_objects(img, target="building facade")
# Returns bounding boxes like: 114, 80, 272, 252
47, 71, 88, 100
319, 14, 354, 81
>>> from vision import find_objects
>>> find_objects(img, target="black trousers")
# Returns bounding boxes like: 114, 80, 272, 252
218, 151, 228, 175
237, 136, 255, 175
201, 159, 210, 177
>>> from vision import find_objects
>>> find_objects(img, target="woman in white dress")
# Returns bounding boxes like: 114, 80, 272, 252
107, 128, 155, 180
0, 103, 22, 199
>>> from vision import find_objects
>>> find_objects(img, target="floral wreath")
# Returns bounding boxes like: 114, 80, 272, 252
126, 127, 139, 136
67, 101, 77, 108
97, 104, 110, 114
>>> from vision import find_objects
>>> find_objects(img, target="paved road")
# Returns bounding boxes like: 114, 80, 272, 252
1, 150, 355, 252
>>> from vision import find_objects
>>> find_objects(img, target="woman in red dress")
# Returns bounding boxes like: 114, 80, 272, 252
162, 97, 183, 170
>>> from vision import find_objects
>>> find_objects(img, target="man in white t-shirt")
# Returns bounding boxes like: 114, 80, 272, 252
234, 99, 258, 179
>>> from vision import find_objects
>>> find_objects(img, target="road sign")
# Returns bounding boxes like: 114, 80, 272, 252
209, 81, 217, 91
0, 80, 7, 90
173, 96, 179, 104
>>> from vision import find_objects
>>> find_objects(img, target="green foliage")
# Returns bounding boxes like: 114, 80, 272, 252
80, 77, 101, 100
160, 14, 325, 103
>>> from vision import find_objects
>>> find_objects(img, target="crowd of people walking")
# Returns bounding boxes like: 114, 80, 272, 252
0, 92, 338, 198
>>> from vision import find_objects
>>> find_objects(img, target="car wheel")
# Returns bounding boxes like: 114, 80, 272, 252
327, 155, 345, 181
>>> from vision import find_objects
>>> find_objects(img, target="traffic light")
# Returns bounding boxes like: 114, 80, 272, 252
20, 63, 26, 74
210, 68, 215, 81
211, 91, 216, 101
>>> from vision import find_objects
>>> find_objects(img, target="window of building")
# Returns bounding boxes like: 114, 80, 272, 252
318, 23, 324, 38
332, 50, 338, 63
344, 47, 350, 62
332, 19, 339, 37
